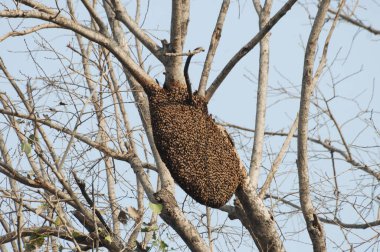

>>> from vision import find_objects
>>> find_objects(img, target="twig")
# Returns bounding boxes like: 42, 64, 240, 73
328, 9, 380, 35
323, 97, 352, 161
16, 196, 23, 252
330, 150, 340, 218
0, 23, 59, 42
72, 172, 112, 234
265, 194, 380, 229
259, 115, 298, 198
313, 0, 346, 83
218, 121, 380, 180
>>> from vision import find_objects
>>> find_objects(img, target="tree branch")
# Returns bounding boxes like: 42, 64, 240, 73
0, 23, 59, 42
205, 0, 298, 102
297, 0, 332, 250
259, 115, 298, 198
235, 179, 285, 252
110, 0, 164, 61
265, 194, 380, 229
0, 9, 158, 94
328, 9, 380, 35
154, 188, 209, 252
0, 226, 89, 247
248, 0, 273, 186
219, 121, 380, 180
180, 0, 190, 48
170, 0, 184, 56
198, 0, 230, 97
0, 108, 128, 160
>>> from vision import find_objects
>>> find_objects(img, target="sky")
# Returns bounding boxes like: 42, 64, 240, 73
0, 0, 379, 251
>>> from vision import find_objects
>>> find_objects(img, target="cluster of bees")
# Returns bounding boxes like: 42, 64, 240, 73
148, 86, 243, 208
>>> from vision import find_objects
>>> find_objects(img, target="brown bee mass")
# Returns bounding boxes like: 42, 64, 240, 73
148, 86, 243, 208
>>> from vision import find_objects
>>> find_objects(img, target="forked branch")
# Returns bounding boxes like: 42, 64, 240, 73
0, 9, 158, 94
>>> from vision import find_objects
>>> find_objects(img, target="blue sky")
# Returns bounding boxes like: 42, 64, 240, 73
0, 0, 379, 251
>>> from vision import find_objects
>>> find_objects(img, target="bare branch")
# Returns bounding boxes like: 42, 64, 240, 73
205, 0, 298, 102
236, 179, 285, 252
198, 0, 230, 97
154, 188, 209, 252
297, 0, 332, 250
170, 0, 184, 56
266, 194, 380, 229
80, 0, 107, 32
164, 47, 204, 57
110, 0, 164, 61
0, 161, 41, 188
259, 115, 298, 198
248, 0, 273, 185
328, 9, 380, 35
0, 9, 158, 93
162, 0, 188, 87
221, 121, 380, 180
0, 108, 127, 160
16, 0, 56, 15
0, 23, 59, 42
313, 0, 346, 83
0, 226, 90, 248
181, 0, 190, 48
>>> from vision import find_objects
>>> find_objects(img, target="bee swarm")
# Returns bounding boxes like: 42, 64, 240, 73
148, 86, 243, 208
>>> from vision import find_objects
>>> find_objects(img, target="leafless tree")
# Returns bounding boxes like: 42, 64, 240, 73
0, 0, 379, 251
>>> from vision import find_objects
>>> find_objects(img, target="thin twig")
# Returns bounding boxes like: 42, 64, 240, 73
313, 0, 346, 83
328, 9, 380, 35
0, 23, 59, 42
265, 194, 380, 229
72, 172, 112, 234
259, 115, 298, 198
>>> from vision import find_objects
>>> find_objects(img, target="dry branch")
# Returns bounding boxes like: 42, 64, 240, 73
297, 0, 332, 250
205, 0, 298, 102
198, 0, 230, 96
328, 9, 380, 35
